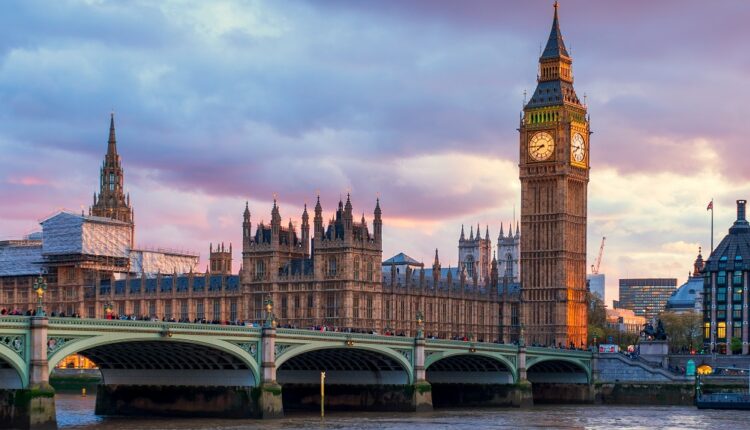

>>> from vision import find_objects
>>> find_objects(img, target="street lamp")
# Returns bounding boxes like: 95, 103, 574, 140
416, 310, 424, 338
104, 302, 113, 319
264, 297, 275, 328
32, 274, 47, 317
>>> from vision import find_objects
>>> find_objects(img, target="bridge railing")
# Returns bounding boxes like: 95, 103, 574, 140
526, 346, 592, 358
0, 316, 30, 328
425, 338, 521, 353
44, 317, 262, 335
276, 328, 415, 344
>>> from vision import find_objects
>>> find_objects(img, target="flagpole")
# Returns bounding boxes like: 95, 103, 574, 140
711, 198, 714, 254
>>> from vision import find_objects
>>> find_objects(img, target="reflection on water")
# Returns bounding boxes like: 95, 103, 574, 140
55, 393, 749, 430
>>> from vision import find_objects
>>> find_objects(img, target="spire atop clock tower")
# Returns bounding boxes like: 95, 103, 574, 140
526, 2, 581, 109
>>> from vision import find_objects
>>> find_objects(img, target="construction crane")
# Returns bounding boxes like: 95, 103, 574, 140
591, 236, 606, 275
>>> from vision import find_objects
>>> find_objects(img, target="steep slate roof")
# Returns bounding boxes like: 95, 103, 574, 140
541, 3, 569, 59
704, 200, 750, 272
383, 252, 422, 266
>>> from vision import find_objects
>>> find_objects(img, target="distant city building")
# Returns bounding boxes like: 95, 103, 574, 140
587, 273, 605, 302
703, 200, 750, 355
665, 250, 705, 314
605, 308, 646, 334
617, 278, 677, 320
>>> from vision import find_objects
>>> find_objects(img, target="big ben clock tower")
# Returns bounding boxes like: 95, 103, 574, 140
519, 2, 588, 348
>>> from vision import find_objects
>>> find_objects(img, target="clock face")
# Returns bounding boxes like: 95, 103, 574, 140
528, 132, 554, 161
572, 133, 586, 163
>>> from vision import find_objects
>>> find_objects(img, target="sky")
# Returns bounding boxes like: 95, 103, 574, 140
1, 0, 749, 307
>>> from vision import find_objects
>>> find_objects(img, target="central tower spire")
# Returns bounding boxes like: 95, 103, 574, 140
90, 113, 134, 245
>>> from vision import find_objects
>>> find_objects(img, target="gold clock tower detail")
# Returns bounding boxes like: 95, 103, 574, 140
519, 2, 589, 348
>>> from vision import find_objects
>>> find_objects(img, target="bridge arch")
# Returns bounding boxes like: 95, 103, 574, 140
0, 343, 26, 389
276, 343, 413, 385
426, 351, 517, 384
48, 334, 260, 387
526, 357, 590, 384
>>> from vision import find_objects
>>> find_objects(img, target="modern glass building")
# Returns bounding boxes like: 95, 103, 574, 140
617, 278, 677, 321
703, 200, 750, 355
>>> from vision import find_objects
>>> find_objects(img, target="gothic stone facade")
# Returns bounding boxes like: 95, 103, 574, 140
240, 197, 514, 342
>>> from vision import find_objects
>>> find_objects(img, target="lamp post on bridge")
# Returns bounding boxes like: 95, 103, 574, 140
264, 297, 276, 328
32, 274, 47, 317
412, 309, 432, 411
104, 302, 113, 319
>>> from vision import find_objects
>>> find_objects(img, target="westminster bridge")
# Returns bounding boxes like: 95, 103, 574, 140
0, 316, 593, 429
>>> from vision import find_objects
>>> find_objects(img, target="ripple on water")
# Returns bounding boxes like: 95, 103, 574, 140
54, 393, 750, 430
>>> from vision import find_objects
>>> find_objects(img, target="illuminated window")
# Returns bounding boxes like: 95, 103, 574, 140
704, 322, 710, 339
718, 321, 726, 340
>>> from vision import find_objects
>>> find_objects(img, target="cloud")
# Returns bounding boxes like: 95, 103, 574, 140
1, 1, 749, 308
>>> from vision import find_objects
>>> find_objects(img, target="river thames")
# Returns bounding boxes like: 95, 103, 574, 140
55, 393, 750, 430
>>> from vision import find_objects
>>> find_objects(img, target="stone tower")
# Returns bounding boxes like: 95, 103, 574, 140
458, 224, 492, 285
497, 221, 521, 284
519, 3, 589, 347
209, 242, 232, 274
90, 113, 135, 246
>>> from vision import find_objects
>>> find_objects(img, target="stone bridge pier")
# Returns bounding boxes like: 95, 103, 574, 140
1, 317, 56, 430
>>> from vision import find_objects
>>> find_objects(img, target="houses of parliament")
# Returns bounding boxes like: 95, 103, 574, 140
0, 4, 588, 346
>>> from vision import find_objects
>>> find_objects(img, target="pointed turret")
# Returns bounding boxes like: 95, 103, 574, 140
477, 223, 481, 241
693, 247, 704, 277
314, 195, 324, 239
460, 224, 466, 241
301, 203, 310, 254
243, 201, 253, 248
498, 222, 504, 240
469, 225, 474, 241
373, 198, 382, 244
515, 221, 520, 238
485, 225, 490, 240
107, 112, 117, 157
508, 222, 514, 238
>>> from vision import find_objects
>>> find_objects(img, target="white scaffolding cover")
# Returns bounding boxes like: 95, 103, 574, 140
0, 241, 43, 276
129, 250, 198, 275
41, 212, 130, 257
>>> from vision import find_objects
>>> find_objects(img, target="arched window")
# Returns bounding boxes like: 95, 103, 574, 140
354, 257, 360, 280
367, 260, 374, 281
328, 257, 337, 276
255, 260, 265, 279
465, 255, 475, 278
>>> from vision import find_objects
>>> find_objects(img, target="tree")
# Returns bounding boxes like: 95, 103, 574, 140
659, 311, 704, 353
586, 292, 607, 346
731, 337, 743, 354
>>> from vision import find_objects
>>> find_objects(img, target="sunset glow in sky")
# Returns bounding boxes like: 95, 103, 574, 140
2, 1, 749, 306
